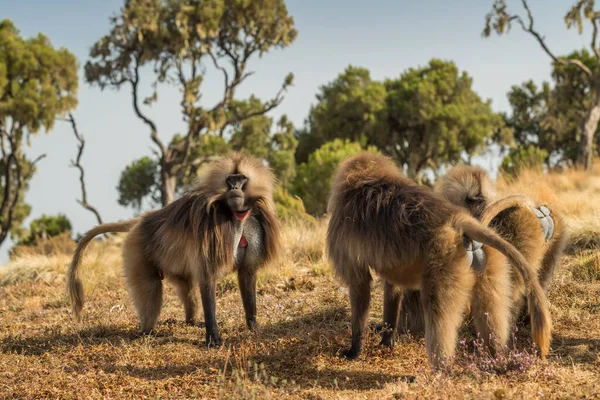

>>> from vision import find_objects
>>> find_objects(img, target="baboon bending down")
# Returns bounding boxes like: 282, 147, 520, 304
326, 152, 551, 366
434, 166, 567, 325
67, 153, 280, 345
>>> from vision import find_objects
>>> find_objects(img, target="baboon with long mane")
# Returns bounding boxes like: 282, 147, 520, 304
434, 165, 567, 326
326, 152, 551, 366
67, 153, 280, 345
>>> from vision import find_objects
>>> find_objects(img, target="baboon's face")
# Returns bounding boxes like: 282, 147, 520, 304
463, 187, 487, 219
225, 173, 251, 221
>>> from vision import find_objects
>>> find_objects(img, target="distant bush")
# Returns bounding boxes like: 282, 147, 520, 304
273, 186, 314, 224
11, 214, 74, 258
293, 139, 380, 215
501, 145, 548, 177
17, 214, 72, 246
10, 231, 76, 259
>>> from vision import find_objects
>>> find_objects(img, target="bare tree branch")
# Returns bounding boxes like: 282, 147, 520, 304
131, 56, 166, 157
222, 85, 287, 130
30, 154, 47, 167
591, 11, 600, 59
511, 0, 593, 76
208, 49, 230, 104
0, 132, 41, 244
62, 113, 106, 229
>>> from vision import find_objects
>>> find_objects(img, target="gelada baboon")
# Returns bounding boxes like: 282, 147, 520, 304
434, 165, 567, 324
67, 153, 280, 345
326, 152, 551, 366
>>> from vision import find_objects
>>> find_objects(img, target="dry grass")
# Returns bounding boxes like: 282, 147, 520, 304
1, 168, 599, 399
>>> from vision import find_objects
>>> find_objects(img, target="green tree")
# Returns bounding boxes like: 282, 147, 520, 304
299, 60, 505, 181
384, 59, 506, 180
17, 213, 72, 246
505, 50, 600, 166
269, 115, 297, 190
0, 20, 78, 245
484, 0, 600, 170
307, 66, 386, 152
85, 0, 297, 207
293, 139, 380, 216
117, 156, 160, 213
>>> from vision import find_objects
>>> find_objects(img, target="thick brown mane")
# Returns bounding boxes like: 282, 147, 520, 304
140, 152, 280, 271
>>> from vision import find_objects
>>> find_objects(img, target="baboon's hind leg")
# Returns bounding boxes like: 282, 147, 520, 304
343, 270, 372, 360
172, 277, 199, 325
422, 254, 474, 367
380, 280, 403, 347
470, 251, 512, 354
125, 261, 163, 334
539, 231, 567, 291
398, 289, 425, 335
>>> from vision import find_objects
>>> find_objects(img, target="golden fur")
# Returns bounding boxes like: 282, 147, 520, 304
434, 165, 567, 326
326, 152, 551, 366
67, 153, 281, 344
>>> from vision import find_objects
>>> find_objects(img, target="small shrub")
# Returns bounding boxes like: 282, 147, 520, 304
10, 231, 75, 259
500, 145, 548, 178
293, 139, 379, 215
571, 252, 600, 282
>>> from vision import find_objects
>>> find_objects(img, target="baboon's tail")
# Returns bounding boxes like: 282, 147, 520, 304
480, 195, 534, 226
453, 213, 552, 359
67, 219, 140, 321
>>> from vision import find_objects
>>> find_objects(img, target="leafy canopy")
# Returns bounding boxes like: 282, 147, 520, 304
299, 60, 506, 179
0, 19, 78, 244
505, 50, 600, 166
85, 0, 297, 206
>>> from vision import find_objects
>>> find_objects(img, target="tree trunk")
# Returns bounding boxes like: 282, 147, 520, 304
578, 103, 600, 170
161, 169, 177, 206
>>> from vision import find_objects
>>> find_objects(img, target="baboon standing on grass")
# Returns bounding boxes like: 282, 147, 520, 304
434, 165, 567, 325
326, 152, 551, 366
67, 153, 280, 346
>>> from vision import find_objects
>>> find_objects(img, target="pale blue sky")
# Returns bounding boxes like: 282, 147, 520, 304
0, 0, 589, 263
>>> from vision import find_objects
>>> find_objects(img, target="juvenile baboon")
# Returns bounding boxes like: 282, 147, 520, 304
434, 165, 567, 325
67, 153, 280, 345
326, 152, 551, 366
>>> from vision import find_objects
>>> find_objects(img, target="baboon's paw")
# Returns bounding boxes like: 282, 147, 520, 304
341, 347, 360, 360
379, 333, 395, 348
205, 334, 223, 348
246, 319, 258, 331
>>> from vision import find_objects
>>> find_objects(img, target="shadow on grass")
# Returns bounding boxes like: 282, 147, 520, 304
0, 323, 196, 356
102, 362, 216, 381
552, 334, 600, 364
1, 306, 416, 390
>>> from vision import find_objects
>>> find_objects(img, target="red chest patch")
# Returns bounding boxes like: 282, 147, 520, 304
238, 235, 248, 248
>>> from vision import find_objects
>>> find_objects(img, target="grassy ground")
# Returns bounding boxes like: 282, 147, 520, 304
1, 168, 599, 399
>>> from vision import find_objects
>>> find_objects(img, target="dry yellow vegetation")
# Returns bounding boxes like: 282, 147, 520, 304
0, 167, 599, 399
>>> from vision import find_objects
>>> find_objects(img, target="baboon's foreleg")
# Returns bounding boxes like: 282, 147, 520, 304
471, 252, 512, 353
200, 276, 222, 346
173, 277, 199, 325
398, 289, 425, 335
343, 273, 372, 360
380, 280, 403, 347
422, 256, 474, 367
237, 265, 258, 330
